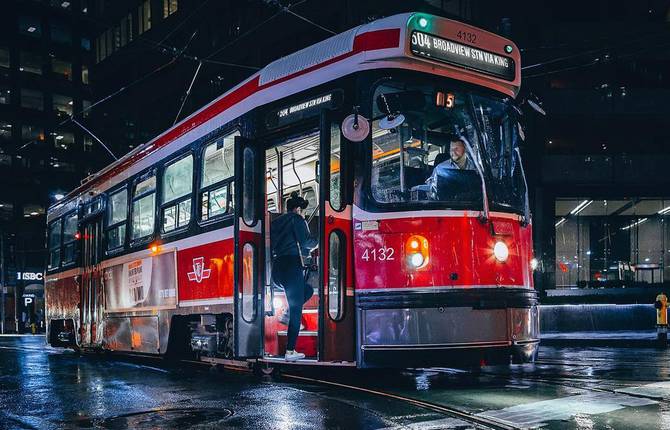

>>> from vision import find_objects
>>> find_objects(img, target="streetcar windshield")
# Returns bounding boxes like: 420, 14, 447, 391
369, 77, 526, 214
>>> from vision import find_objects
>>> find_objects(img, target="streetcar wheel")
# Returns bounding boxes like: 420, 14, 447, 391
254, 362, 279, 377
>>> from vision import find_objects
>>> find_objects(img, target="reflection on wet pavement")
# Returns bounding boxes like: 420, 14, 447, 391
2, 337, 670, 429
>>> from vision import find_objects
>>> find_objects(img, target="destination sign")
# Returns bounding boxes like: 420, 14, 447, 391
410, 31, 515, 81
266, 90, 342, 129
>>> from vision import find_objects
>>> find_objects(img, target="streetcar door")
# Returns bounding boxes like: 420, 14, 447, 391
318, 110, 355, 362
80, 216, 103, 346
233, 136, 265, 358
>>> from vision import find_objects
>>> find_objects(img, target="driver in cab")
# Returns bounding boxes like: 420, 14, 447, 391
425, 137, 476, 196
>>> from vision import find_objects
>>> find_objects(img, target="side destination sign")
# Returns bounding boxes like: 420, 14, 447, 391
410, 31, 515, 81
266, 90, 342, 129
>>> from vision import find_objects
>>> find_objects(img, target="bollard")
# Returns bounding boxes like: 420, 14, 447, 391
655, 293, 668, 347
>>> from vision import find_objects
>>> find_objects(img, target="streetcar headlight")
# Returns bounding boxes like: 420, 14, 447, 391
530, 257, 539, 271
409, 253, 424, 268
418, 17, 428, 28
493, 241, 509, 262
405, 235, 429, 269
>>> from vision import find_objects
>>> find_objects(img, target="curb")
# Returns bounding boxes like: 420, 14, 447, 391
540, 338, 667, 348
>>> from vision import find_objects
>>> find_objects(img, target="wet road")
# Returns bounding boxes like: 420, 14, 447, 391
1, 336, 670, 429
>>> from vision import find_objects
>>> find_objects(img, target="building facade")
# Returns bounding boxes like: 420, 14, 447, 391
0, 0, 98, 332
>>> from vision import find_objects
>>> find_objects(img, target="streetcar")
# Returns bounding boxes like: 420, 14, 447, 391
45, 12, 539, 369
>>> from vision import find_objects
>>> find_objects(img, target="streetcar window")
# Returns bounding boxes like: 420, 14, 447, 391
283, 188, 316, 214
47, 218, 62, 270
131, 174, 156, 240
368, 77, 527, 215
202, 133, 236, 187
328, 230, 345, 321
201, 184, 228, 220
241, 242, 257, 322
107, 188, 127, 250
329, 123, 343, 211
61, 212, 78, 265
242, 146, 256, 226
200, 131, 238, 222
162, 154, 193, 232
470, 95, 526, 214
369, 80, 488, 208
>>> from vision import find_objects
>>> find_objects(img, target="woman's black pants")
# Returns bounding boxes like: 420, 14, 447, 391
272, 256, 314, 351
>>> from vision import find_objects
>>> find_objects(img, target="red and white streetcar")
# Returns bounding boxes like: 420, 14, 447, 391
45, 12, 539, 369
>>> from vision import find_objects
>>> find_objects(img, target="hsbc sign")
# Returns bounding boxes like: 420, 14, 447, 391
17, 272, 43, 281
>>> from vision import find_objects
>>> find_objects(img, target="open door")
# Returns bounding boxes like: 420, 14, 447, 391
233, 136, 265, 358
80, 216, 103, 346
318, 110, 355, 362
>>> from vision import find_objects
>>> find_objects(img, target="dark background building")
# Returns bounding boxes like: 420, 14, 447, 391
0, 0, 98, 332
2, 0, 670, 331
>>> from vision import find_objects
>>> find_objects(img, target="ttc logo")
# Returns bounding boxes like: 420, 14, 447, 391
187, 257, 211, 283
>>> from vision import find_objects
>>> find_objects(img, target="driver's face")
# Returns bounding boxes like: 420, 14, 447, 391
450, 141, 466, 161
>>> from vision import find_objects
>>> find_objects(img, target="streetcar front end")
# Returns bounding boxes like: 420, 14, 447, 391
352, 14, 538, 368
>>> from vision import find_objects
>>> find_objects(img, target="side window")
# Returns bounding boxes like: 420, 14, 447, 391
47, 219, 62, 270
61, 212, 78, 264
242, 146, 256, 225
131, 173, 156, 240
200, 131, 238, 221
329, 123, 343, 211
162, 154, 193, 232
107, 188, 127, 250
328, 231, 345, 320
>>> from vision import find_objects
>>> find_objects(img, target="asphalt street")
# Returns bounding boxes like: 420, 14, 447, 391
2, 335, 670, 429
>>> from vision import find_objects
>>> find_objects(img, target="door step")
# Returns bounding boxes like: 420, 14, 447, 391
277, 330, 317, 337
259, 356, 356, 367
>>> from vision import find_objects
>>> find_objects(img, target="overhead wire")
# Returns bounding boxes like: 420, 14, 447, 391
521, 25, 670, 72
21, 1, 329, 155
524, 39, 670, 79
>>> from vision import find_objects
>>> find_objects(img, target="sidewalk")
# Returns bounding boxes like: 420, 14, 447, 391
541, 330, 666, 347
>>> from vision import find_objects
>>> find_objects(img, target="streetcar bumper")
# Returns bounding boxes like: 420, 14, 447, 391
355, 288, 539, 368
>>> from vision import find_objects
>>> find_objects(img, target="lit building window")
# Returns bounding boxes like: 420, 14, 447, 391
52, 94, 73, 117
139, 0, 152, 34
0, 121, 12, 142
52, 58, 72, 80
54, 132, 75, 150
83, 136, 93, 152
163, 0, 178, 18
21, 124, 44, 143
19, 16, 41, 38
23, 204, 44, 218
81, 65, 89, 85
81, 37, 91, 51
0, 86, 10, 105
0, 202, 13, 221
20, 89, 44, 111
555, 198, 670, 288
20, 52, 42, 75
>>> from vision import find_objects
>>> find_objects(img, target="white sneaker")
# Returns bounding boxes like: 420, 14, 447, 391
285, 350, 305, 361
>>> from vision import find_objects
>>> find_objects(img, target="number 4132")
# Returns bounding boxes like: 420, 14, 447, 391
361, 247, 395, 261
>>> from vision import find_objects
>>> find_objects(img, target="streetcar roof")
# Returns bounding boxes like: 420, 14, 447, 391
48, 12, 519, 220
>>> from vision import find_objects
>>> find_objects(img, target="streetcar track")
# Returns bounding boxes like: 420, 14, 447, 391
282, 372, 520, 430
7, 341, 668, 427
